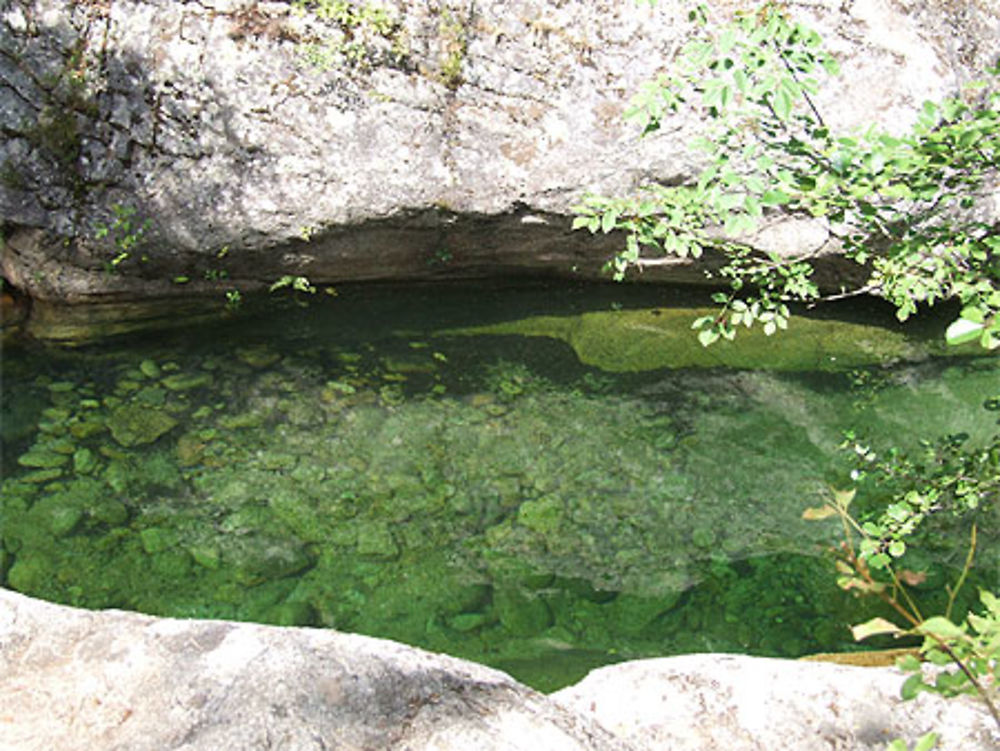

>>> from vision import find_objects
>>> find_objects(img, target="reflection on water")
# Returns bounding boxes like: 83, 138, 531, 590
1, 281, 997, 692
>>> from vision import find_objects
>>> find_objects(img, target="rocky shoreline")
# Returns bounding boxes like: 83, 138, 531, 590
1, 589, 995, 750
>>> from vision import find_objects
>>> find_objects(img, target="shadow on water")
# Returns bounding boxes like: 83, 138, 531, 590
1, 281, 997, 691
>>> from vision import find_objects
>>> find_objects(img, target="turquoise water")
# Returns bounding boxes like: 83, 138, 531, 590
2, 281, 998, 691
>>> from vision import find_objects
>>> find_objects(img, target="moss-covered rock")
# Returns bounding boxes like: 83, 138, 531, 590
107, 405, 178, 447
442, 307, 946, 372
493, 585, 553, 637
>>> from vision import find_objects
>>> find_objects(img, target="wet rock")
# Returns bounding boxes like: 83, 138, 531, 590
161, 373, 213, 392
17, 449, 69, 469
72, 447, 97, 475
139, 527, 177, 555
139, 359, 161, 379
494, 586, 554, 637
356, 522, 400, 559
229, 535, 314, 586
445, 308, 928, 372
20, 468, 63, 484
107, 405, 178, 447
236, 346, 281, 369
69, 418, 106, 439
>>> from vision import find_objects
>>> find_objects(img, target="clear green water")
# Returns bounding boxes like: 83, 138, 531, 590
2, 281, 998, 692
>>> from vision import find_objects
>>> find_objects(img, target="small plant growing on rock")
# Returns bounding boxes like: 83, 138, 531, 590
94, 203, 151, 272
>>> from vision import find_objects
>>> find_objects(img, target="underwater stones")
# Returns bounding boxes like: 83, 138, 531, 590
187, 544, 221, 570
493, 586, 554, 637
20, 468, 64, 484
268, 600, 317, 627
107, 405, 178, 447
162, 372, 213, 392
140, 527, 178, 555
69, 417, 106, 440
139, 359, 162, 379
17, 449, 69, 469
90, 498, 128, 526
356, 522, 399, 559
690, 526, 717, 549
72, 447, 97, 475
134, 386, 167, 407
218, 412, 263, 429
448, 612, 490, 632
230, 536, 314, 586
259, 452, 296, 471
517, 496, 564, 536
445, 308, 930, 372
5, 558, 48, 592
175, 433, 206, 467
236, 346, 281, 369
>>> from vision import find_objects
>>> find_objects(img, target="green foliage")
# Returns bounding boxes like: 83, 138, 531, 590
294, 0, 408, 70
841, 428, 1000, 569
574, 3, 1000, 348
806, 467, 1000, 730
93, 203, 151, 272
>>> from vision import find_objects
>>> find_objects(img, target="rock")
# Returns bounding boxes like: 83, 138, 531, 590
72, 447, 97, 475
552, 654, 998, 750
161, 372, 213, 391
106, 404, 178, 447
1, 591, 996, 750
0, 589, 627, 751
2, 0, 998, 314
139, 359, 161, 378
17, 449, 68, 469
356, 521, 400, 559
443, 307, 929, 372
494, 585, 554, 637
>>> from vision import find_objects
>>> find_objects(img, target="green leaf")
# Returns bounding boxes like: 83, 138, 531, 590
946, 316, 986, 346
697, 328, 720, 347
852, 617, 903, 641
900, 672, 927, 700
600, 210, 619, 234
917, 616, 965, 640
761, 189, 791, 205
914, 731, 939, 751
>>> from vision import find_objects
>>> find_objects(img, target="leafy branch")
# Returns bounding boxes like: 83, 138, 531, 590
573, 2, 1000, 348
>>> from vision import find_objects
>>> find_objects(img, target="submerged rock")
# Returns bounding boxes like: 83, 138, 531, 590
107, 405, 178, 447
442, 308, 939, 372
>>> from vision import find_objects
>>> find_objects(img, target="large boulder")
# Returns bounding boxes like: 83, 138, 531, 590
1, 0, 998, 305
0, 588, 627, 751
553, 654, 999, 751
1, 589, 996, 750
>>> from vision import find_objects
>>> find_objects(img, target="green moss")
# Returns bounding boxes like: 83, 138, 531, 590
443, 307, 934, 372
107, 405, 178, 447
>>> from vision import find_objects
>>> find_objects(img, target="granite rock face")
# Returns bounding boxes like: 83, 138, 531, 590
1, 0, 999, 303
1, 589, 997, 750
0, 589, 628, 751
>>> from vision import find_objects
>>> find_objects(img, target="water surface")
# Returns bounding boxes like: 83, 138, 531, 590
2, 281, 997, 691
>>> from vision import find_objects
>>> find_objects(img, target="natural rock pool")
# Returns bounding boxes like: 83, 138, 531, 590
2, 281, 998, 692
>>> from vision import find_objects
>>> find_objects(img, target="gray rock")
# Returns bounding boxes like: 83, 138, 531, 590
1, 0, 998, 309
553, 654, 999, 751
0, 589, 627, 751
